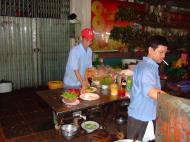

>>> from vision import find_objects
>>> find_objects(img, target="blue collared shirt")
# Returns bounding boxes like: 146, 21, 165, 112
64, 43, 92, 88
128, 57, 161, 121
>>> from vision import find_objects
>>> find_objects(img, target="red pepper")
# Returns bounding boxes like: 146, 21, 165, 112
68, 89, 80, 95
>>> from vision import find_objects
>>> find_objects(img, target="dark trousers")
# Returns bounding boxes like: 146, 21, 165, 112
127, 115, 155, 141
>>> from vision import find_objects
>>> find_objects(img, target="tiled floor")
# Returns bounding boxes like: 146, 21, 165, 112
0, 88, 54, 139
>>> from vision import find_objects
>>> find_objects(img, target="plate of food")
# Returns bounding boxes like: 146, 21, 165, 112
61, 91, 79, 104
80, 93, 100, 101
86, 86, 97, 93
81, 121, 99, 133
62, 99, 80, 106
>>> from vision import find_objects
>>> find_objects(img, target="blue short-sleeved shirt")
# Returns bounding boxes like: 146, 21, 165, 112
128, 57, 161, 121
64, 43, 92, 88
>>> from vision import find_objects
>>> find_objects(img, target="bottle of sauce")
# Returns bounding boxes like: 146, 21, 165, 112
117, 76, 126, 97
118, 84, 125, 97
110, 81, 118, 96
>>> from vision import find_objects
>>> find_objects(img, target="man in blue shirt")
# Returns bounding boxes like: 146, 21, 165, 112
64, 28, 94, 93
127, 35, 168, 141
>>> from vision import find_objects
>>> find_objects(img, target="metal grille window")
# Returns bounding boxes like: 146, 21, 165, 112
0, 0, 69, 18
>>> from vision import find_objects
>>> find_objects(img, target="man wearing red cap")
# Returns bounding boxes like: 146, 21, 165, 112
64, 28, 94, 92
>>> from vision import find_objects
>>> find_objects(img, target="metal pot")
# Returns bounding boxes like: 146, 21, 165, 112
61, 124, 78, 139
115, 114, 127, 125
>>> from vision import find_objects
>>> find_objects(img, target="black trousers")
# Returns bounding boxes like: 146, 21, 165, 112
126, 115, 155, 141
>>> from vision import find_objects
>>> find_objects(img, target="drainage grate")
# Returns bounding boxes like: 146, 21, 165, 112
0, 0, 70, 18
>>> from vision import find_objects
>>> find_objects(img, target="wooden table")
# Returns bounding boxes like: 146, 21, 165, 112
37, 89, 129, 125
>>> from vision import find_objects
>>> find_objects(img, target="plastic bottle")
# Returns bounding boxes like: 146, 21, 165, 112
110, 80, 118, 96
126, 76, 132, 92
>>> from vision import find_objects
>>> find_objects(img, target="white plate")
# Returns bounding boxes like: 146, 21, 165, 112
62, 99, 80, 106
86, 86, 97, 93
81, 121, 99, 133
80, 93, 100, 101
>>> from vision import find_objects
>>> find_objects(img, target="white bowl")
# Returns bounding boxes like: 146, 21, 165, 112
81, 121, 99, 133
101, 85, 108, 90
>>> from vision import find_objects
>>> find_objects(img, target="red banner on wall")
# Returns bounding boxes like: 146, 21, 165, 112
91, 0, 145, 32
91, 0, 145, 51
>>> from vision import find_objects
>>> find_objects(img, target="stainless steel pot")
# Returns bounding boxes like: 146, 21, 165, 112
61, 124, 78, 139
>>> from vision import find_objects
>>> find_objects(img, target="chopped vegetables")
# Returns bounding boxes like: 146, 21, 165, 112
84, 123, 97, 129
86, 87, 97, 93
100, 75, 113, 85
87, 87, 93, 91
61, 91, 78, 100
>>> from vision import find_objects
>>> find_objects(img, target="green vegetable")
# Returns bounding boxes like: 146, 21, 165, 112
61, 91, 78, 99
100, 76, 112, 85
84, 123, 97, 129
87, 87, 93, 91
